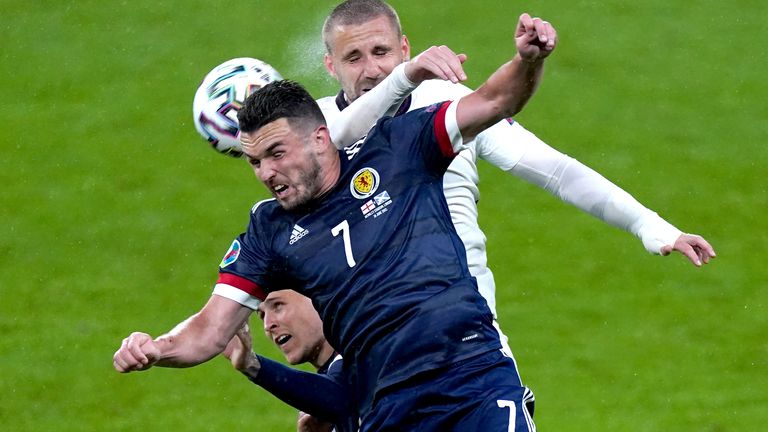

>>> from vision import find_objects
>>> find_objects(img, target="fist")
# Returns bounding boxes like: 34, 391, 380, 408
515, 13, 557, 62
113, 332, 161, 373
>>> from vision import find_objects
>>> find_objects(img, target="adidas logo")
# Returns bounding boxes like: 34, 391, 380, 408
289, 224, 309, 245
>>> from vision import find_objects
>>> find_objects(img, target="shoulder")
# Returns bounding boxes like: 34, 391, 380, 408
316, 95, 341, 123
377, 102, 446, 136
250, 197, 278, 216
247, 198, 291, 235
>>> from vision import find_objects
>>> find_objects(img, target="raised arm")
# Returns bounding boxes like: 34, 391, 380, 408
113, 295, 252, 372
457, 13, 556, 141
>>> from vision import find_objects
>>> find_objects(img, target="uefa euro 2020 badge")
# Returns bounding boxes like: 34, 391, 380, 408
220, 240, 241, 268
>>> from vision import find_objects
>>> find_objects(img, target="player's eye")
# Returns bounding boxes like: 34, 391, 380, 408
249, 158, 261, 168
273, 151, 285, 159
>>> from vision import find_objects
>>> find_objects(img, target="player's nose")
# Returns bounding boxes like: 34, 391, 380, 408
256, 160, 276, 183
362, 58, 384, 78
263, 312, 278, 332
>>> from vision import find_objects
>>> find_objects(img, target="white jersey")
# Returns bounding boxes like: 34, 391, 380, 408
318, 77, 681, 317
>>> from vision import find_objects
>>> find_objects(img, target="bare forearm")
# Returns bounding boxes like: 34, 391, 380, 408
458, 55, 544, 140
152, 316, 228, 367
154, 296, 252, 367
482, 54, 544, 117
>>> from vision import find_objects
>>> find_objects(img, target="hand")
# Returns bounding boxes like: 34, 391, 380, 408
113, 332, 161, 373
515, 13, 557, 62
297, 411, 335, 432
404, 45, 468, 84
661, 233, 716, 267
222, 322, 258, 371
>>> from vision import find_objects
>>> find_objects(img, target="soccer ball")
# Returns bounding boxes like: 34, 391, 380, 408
192, 57, 283, 158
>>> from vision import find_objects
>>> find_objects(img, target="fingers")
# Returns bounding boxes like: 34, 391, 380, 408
671, 234, 717, 267
126, 333, 151, 365
236, 322, 253, 351
518, 13, 551, 44
113, 332, 155, 373
426, 45, 467, 82
691, 236, 717, 264
691, 235, 717, 263
516, 12, 534, 38
540, 20, 557, 50
678, 242, 703, 267
516, 13, 557, 60
222, 333, 243, 360
410, 45, 467, 83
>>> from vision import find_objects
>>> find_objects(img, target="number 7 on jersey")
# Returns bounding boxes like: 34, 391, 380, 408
331, 220, 356, 268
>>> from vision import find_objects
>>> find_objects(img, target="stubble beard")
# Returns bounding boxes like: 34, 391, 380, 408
280, 153, 323, 211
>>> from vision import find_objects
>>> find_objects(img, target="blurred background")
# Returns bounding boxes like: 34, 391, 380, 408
1, 0, 766, 430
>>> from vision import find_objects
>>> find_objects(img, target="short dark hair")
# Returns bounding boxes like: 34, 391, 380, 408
237, 80, 326, 134
322, 0, 402, 54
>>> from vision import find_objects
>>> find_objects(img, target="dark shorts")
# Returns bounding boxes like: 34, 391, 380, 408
360, 349, 536, 432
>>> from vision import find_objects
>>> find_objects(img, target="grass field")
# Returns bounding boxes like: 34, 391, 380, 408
1, 0, 766, 430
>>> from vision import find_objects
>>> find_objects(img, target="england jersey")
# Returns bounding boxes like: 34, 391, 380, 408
216, 102, 501, 416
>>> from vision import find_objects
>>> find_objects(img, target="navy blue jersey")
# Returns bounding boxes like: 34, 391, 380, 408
217, 102, 501, 415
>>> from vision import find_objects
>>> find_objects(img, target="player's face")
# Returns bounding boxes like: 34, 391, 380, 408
257, 290, 328, 367
241, 118, 324, 210
324, 15, 410, 102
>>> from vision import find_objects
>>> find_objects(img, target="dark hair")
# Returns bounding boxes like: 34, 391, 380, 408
322, 0, 402, 54
237, 80, 326, 134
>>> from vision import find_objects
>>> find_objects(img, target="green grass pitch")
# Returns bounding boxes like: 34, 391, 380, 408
1, 0, 766, 430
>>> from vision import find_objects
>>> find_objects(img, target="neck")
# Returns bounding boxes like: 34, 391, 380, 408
311, 342, 337, 371
316, 151, 341, 199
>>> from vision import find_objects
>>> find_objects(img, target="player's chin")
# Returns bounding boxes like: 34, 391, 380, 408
277, 197, 300, 211
282, 350, 301, 365
274, 190, 295, 208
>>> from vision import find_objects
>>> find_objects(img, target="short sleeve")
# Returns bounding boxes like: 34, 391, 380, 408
379, 101, 466, 177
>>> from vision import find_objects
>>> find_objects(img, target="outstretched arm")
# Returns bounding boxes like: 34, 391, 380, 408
113, 295, 252, 372
477, 120, 716, 266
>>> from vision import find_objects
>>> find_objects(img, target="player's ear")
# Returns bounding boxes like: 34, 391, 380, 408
313, 125, 332, 150
324, 53, 337, 79
401, 34, 411, 60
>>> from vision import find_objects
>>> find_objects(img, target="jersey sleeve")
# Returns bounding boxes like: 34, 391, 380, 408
249, 355, 355, 425
213, 202, 284, 308
329, 63, 417, 149
477, 120, 682, 254
213, 236, 266, 309
381, 100, 466, 176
